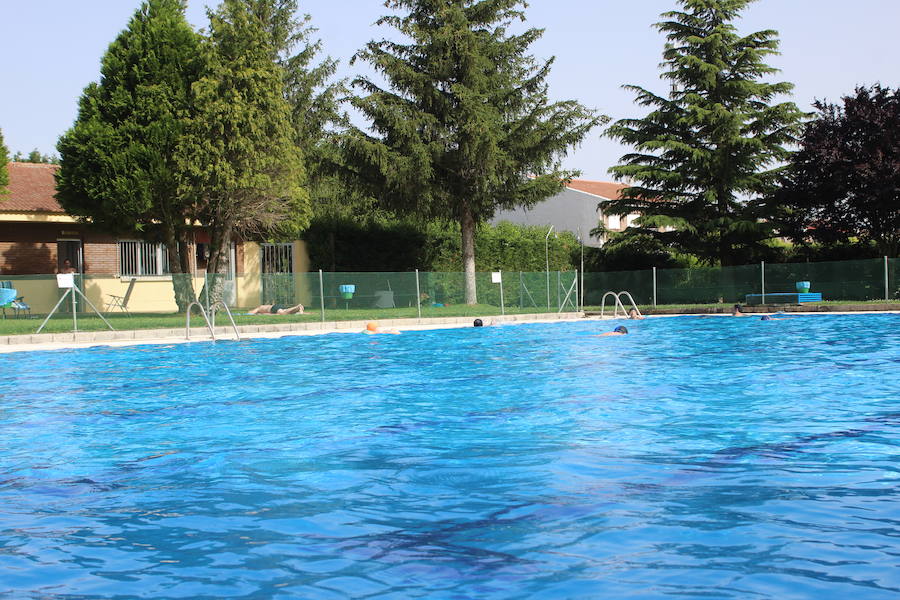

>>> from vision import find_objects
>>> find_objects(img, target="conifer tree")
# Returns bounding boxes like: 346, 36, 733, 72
0, 129, 9, 198
344, 0, 602, 304
606, 0, 805, 265
176, 0, 309, 302
56, 0, 203, 309
240, 0, 348, 218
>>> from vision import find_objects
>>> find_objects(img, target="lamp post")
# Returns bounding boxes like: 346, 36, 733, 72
578, 227, 584, 311
545, 225, 554, 309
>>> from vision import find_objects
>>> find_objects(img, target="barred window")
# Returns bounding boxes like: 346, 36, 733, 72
118, 240, 170, 276
261, 243, 294, 274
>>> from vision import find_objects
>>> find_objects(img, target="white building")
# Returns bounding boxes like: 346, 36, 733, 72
490, 179, 641, 247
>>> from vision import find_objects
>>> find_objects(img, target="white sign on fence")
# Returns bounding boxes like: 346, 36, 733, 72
491, 271, 502, 284
56, 273, 75, 289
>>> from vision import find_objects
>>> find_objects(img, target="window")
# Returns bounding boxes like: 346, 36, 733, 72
118, 240, 169, 276
261, 243, 294, 274
607, 214, 621, 230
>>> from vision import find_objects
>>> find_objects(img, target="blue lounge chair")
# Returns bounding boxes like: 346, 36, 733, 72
0, 282, 31, 319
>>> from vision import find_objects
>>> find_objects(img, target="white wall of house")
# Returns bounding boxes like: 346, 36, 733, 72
490, 187, 640, 247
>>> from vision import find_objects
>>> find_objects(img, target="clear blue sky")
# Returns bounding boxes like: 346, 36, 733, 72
2, 0, 898, 180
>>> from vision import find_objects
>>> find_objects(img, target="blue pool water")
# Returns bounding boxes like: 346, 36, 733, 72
1, 314, 899, 599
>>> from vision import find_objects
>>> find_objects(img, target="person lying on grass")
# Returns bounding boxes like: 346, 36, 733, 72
248, 303, 304, 315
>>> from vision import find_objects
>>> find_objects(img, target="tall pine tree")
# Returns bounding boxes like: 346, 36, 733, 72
56, 0, 203, 309
343, 0, 602, 303
176, 0, 309, 303
605, 0, 805, 265
240, 0, 348, 219
234, 1, 345, 169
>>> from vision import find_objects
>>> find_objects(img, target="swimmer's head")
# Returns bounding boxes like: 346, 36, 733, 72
473, 318, 483, 327
760, 315, 772, 321
614, 325, 628, 334
366, 321, 379, 332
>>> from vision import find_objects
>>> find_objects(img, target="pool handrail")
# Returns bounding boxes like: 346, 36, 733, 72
600, 291, 641, 318
209, 300, 241, 341
618, 291, 642, 318
186, 301, 216, 341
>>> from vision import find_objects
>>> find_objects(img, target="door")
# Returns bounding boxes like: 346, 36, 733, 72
260, 243, 294, 304
57, 239, 83, 312
57, 239, 83, 274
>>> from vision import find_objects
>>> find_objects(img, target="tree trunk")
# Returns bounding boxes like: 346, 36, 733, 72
200, 221, 232, 309
717, 191, 731, 266
164, 224, 197, 312
461, 203, 477, 305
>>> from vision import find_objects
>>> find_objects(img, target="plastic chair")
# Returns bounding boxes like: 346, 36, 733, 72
0, 282, 30, 319
107, 278, 137, 314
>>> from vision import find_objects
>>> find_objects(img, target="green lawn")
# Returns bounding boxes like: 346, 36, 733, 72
4, 299, 895, 336
0, 303, 563, 336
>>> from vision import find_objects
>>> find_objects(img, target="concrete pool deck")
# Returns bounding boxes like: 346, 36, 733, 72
1, 309, 897, 354
0, 312, 586, 353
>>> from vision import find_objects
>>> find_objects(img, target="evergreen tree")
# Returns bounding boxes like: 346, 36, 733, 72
56, 0, 203, 309
176, 0, 309, 302
0, 129, 9, 198
771, 85, 900, 257
343, 0, 602, 303
239, 0, 349, 220
606, 0, 805, 265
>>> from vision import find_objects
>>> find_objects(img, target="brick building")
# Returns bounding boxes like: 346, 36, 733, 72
0, 162, 241, 277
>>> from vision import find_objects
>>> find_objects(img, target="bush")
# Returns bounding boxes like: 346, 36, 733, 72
304, 218, 578, 273
583, 232, 687, 272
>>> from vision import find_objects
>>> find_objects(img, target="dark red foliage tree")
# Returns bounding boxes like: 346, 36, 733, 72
771, 85, 900, 256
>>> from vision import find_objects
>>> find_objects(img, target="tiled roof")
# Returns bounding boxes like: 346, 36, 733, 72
565, 179, 628, 199
1, 162, 64, 213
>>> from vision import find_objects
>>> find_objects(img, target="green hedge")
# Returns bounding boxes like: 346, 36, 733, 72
304, 218, 579, 272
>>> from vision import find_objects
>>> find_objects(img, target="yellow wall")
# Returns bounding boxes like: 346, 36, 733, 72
2, 276, 204, 314
2, 240, 312, 314
0, 212, 77, 223
293, 240, 314, 305
238, 242, 262, 308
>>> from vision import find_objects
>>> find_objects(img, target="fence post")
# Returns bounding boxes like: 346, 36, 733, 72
761, 261, 766, 304
575, 271, 579, 313
318, 269, 325, 327
415, 269, 422, 320
499, 270, 505, 315
885, 256, 890, 301
652, 267, 657, 307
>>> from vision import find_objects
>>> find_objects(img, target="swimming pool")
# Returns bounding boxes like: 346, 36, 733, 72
1, 314, 899, 598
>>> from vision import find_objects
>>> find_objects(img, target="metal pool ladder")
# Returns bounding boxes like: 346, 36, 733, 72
185, 301, 241, 341
210, 300, 241, 341
600, 291, 642, 319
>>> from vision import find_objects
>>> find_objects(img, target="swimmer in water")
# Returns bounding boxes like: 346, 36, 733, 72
364, 321, 400, 334
628, 308, 645, 320
731, 304, 747, 317
595, 325, 628, 337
